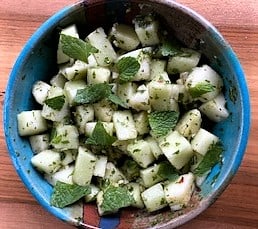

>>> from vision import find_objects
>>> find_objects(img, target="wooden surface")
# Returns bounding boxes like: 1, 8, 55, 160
0, 0, 257, 228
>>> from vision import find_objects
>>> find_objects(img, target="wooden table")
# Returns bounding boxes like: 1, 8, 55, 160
0, 0, 257, 228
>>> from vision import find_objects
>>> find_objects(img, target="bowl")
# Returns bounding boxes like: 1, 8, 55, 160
3, 0, 250, 228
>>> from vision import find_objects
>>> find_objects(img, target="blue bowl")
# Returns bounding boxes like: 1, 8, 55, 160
3, 0, 250, 228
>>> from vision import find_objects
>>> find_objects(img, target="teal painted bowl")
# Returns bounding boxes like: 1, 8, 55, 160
3, 0, 250, 228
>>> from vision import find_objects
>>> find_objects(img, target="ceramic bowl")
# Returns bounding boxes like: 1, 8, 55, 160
3, 0, 250, 228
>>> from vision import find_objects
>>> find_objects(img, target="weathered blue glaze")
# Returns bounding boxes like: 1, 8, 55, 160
3, 0, 251, 228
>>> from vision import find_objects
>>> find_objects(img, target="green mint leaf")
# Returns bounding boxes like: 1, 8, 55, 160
116, 57, 140, 82
51, 181, 91, 208
189, 82, 215, 98
148, 111, 179, 138
194, 142, 223, 176
108, 93, 128, 108
101, 185, 135, 213
44, 95, 65, 111
74, 83, 111, 105
85, 122, 116, 146
60, 34, 98, 63
160, 40, 182, 57
157, 161, 179, 182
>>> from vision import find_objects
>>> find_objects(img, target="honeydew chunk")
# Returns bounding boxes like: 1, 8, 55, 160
31, 149, 61, 174
118, 47, 152, 81
87, 27, 117, 66
175, 109, 202, 139
74, 104, 94, 134
60, 60, 88, 80
133, 111, 150, 135
150, 59, 167, 80
127, 182, 145, 208
110, 23, 140, 51
64, 80, 87, 106
41, 86, 70, 122
72, 146, 97, 186
45, 165, 74, 186
148, 80, 173, 111
104, 162, 128, 184
185, 64, 223, 102
127, 139, 155, 168
170, 84, 192, 104
145, 136, 163, 159
129, 84, 150, 111
57, 24, 79, 64
112, 139, 134, 153
141, 183, 167, 212
29, 133, 50, 154
93, 99, 115, 122
32, 81, 51, 105
167, 48, 201, 74
85, 122, 114, 137
113, 110, 137, 140
93, 155, 108, 178
117, 82, 137, 106
158, 130, 193, 170
50, 73, 67, 88
152, 71, 171, 84
164, 172, 195, 211
84, 184, 100, 202
191, 128, 219, 156
87, 67, 111, 84
51, 124, 79, 151
199, 93, 229, 122
61, 150, 77, 166
134, 15, 160, 46
17, 110, 48, 136
140, 163, 164, 188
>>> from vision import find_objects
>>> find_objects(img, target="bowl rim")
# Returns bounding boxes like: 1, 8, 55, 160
3, 0, 251, 228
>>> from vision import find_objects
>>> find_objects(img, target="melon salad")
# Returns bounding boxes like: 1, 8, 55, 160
17, 13, 229, 215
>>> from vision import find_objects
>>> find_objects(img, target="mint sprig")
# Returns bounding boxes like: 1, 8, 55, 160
148, 111, 179, 138
44, 95, 65, 111
74, 83, 127, 108
116, 57, 140, 82
51, 181, 91, 208
189, 82, 215, 98
60, 34, 98, 63
101, 185, 135, 213
194, 142, 223, 176
85, 122, 116, 146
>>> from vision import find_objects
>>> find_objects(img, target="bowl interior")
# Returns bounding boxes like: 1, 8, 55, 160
3, 0, 250, 228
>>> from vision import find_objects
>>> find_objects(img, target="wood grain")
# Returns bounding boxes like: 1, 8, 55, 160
0, 0, 257, 228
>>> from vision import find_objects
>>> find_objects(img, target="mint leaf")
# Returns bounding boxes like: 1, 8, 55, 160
74, 83, 111, 105
158, 161, 179, 182
116, 57, 140, 82
44, 95, 65, 111
85, 122, 116, 146
160, 40, 182, 57
148, 111, 179, 138
108, 93, 128, 108
194, 142, 223, 176
101, 185, 135, 213
51, 181, 91, 208
60, 34, 98, 63
189, 82, 215, 98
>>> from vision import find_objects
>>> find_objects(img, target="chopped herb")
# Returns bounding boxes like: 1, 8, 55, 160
194, 142, 224, 176
116, 57, 140, 82
85, 122, 116, 147
101, 185, 135, 213
51, 181, 91, 208
44, 95, 65, 111
148, 111, 179, 137
60, 34, 98, 63
189, 82, 215, 98
159, 39, 182, 57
